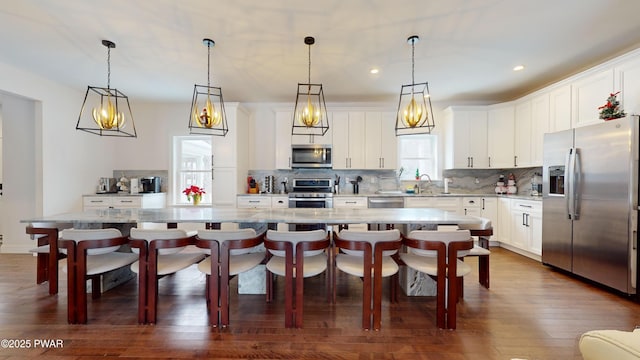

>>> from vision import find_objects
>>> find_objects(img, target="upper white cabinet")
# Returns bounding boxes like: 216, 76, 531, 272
549, 84, 572, 132
275, 111, 292, 169
514, 101, 533, 168
332, 111, 366, 169
443, 106, 488, 169
615, 56, 640, 116
364, 112, 397, 170
530, 93, 550, 166
487, 104, 515, 168
211, 104, 249, 208
274, 110, 333, 169
571, 69, 614, 128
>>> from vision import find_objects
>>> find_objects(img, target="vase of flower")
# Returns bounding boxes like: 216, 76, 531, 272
183, 185, 205, 206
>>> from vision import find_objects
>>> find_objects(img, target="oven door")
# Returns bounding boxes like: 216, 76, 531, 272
288, 197, 329, 231
288, 197, 328, 208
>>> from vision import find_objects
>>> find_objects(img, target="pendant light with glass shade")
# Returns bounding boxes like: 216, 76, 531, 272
188, 38, 228, 136
292, 36, 329, 138
76, 40, 137, 137
395, 35, 435, 136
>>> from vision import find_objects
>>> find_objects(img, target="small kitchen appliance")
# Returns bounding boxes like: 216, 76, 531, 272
140, 176, 161, 193
97, 177, 117, 193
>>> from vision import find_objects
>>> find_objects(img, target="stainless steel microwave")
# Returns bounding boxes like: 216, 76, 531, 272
291, 144, 332, 168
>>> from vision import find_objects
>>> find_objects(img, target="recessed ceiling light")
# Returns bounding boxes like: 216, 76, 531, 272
370, 68, 379, 74
513, 65, 525, 71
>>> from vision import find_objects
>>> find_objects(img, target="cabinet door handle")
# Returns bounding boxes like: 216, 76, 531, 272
346, 201, 357, 204
514, 155, 518, 167
467, 157, 470, 167
471, 157, 474, 168
120, 200, 133, 203
526, 213, 530, 227
522, 213, 527, 226
488, 157, 491, 167
482, 198, 485, 210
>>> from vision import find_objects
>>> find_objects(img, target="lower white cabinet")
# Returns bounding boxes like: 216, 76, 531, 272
507, 199, 542, 259
236, 195, 272, 208
333, 196, 368, 231
83, 193, 166, 210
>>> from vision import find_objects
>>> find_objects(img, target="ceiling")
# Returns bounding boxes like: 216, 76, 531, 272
2, 0, 640, 106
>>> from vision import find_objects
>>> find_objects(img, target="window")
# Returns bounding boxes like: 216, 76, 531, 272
173, 136, 212, 205
397, 134, 438, 180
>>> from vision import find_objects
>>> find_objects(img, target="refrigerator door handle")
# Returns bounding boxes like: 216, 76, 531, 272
565, 148, 574, 219
573, 148, 581, 220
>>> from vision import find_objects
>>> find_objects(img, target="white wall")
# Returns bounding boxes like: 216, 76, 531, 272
0, 60, 117, 253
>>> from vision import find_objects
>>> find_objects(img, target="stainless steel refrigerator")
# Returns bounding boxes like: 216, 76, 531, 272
542, 116, 638, 295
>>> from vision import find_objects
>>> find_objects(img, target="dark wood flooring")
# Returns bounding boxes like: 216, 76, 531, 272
0, 248, 639, 359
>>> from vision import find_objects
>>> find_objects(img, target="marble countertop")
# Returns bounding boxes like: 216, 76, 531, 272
84, 192, 167, 197
237, 193, 542, 201
22, 207, 482, 226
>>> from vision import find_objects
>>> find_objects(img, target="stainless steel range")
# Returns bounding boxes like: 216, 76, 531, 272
288, 178, 334, 209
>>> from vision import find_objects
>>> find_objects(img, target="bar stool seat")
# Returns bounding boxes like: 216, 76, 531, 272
128, 228, 204, 324
333, 229, 402, 330
264, 229, 330, 328
195, 228, 265, 327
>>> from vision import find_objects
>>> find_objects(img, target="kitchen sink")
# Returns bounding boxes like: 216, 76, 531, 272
375, 190, 403, 194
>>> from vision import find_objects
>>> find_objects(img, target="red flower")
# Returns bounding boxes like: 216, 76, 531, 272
183, 185, 206, 196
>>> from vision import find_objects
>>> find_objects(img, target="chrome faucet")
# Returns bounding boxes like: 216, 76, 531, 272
419, 174, 432, 194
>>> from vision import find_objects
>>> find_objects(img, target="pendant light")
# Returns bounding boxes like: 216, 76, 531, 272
292, 36, 329, 138
188, 38, 228, 136
76, 40, 137, 138
395, 35, 435, 136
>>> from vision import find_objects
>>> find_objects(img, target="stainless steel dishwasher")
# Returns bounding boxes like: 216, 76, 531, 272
367, 197, 405, 208
367, 196, 404, 230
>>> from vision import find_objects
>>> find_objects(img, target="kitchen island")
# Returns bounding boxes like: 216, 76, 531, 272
22, 207, 482, 228
23, 207, 483, 296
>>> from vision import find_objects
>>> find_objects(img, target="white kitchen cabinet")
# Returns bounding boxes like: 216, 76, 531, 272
332, 111, 366, 169
271, 195, 288, 208
443, 106, 488, 169
83, 193, 166, 210
274, 111, 293, 169
461, 197, 481, 216
364, 112, 397, 169
462, 196, 498, 239
487, 104, 515, 168
571, 69, 614, 128
236, 195, 272, 208
615, 56, 640, 117
333, 196, 368, 231
549, 84, 572, 132
509, 199, 542, 259
514, 100, 533, 168
530, 93, 550, 166
497, 197, 511, 245
211, 104, 249, 208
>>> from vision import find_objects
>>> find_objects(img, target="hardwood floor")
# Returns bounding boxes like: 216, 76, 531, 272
0, 248, 638, 359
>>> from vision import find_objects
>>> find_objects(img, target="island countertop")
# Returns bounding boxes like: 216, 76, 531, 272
22, 207, 482, 226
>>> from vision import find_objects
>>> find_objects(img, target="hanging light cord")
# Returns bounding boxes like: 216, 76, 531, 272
207, 43, 211, 88
307, 43, 311, 84
106, 45, 111, 90
411, 38, 415, 86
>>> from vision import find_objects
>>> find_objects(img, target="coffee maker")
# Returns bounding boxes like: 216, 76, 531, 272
140, 177, 161, 193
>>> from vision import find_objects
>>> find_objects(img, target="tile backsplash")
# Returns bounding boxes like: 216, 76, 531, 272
247, 167, 542, 196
